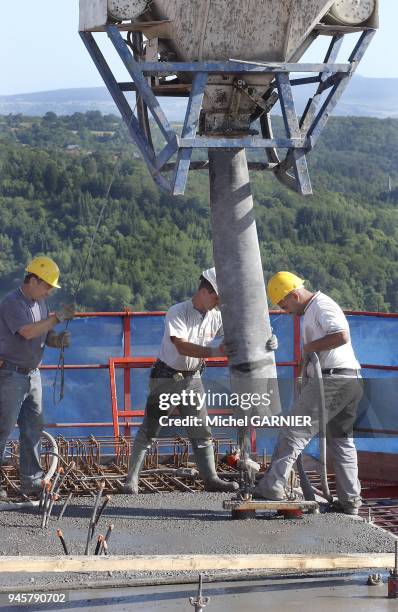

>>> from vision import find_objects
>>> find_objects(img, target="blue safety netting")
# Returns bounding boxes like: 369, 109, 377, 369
348, 315, 398, 454
348, 315, 398, 367
42, 316, 124, 365
130, 315, 165, 357
35, 312, 397, 455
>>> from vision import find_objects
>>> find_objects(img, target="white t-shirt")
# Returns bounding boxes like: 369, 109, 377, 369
302, 291, 360, 371
158, 299, 223, 371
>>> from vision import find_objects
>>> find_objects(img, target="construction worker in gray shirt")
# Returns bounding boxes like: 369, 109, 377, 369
123, 267, 278, 494
0, 257, 74, 498
254, 271, 363, 515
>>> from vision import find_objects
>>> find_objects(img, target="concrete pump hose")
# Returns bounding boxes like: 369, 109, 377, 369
0, 430, 59, 512
41, 429, 60, 481
295, 353, 317, 501
305, 353, 332, 503
296, 354, 332, 503
296, 453, 316, 501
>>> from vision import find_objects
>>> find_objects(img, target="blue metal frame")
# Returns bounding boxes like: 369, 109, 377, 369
173, 72, 208, 195
80, 26, 376, 196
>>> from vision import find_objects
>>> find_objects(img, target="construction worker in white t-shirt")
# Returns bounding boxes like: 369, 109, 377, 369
124, 267, 278, 494
254, 271, 363, 515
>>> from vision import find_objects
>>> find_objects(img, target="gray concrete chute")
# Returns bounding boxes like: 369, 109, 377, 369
208, 148, 278, 371
208, 148, 271, 368
208, 148, 281, 459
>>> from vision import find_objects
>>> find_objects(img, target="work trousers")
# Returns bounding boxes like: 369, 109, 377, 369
134, 361, 212, 450
258, 374, 363, 507
0, 369, 44, 487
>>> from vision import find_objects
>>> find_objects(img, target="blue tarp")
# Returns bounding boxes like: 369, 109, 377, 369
34, 313, 397, 454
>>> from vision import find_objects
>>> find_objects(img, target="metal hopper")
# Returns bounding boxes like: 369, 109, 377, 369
142, 0, 337, 62
103, 1, 376, 135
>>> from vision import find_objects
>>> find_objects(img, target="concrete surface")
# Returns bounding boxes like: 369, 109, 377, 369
0, 492, 396, 591
0, 574, 397, 611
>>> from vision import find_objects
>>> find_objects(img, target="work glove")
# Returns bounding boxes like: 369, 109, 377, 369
55, 304, 75, 323
266, 333, 278, 351
47, 331, 71, 349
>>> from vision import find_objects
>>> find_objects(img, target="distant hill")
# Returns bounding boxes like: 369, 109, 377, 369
0, 75, 397, 119
0, 87, 187, 121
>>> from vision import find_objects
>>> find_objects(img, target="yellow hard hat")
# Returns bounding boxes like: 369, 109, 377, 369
267, 271, 304, 305
26, 256, 61, 288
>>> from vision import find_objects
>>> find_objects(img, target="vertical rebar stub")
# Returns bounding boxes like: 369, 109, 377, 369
388, 541, 398, 599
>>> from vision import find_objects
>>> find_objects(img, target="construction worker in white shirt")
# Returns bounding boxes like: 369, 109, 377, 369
254, 271, 363, 515
123, 267, 277, 494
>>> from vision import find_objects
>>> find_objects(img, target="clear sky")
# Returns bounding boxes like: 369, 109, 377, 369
0, 1, 396, 95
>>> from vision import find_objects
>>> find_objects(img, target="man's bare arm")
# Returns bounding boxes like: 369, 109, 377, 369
171, 337, 225, 358
303, 331, 349, 354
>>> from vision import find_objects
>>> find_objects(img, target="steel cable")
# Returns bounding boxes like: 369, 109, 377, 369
52, 102, 138, 404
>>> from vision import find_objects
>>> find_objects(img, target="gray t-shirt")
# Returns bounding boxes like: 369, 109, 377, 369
0, 288, 49, 369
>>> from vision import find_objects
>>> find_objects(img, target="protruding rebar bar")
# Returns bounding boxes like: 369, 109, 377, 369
53, 461, 76, 495
56, 529, 69, 555
189, 574, 210, 611
41, 482, 52, 529
104, 523, 114, 544
38, 480, 46, 511
94, 535, 104, 555
45, 493, 60, 528
99, 524, 114, 555
84, 481, 105, 555
50, 468, 63, 496
388, 541, 398, 598
93, 495, 111, 529
58, 492, 73, 521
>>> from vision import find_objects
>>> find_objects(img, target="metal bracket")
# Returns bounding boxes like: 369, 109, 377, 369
234, 78, 278, 116
81, 26, 376, 196
173, 72, 208, 195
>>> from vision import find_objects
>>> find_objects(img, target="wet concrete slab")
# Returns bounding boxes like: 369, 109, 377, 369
0, 492, 396, 590
1, 574, 396, 611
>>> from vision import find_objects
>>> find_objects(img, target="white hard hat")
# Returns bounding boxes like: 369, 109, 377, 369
201, 267, 218, 295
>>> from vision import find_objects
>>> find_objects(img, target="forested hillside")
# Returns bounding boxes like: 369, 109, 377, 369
0, 112, 397, 312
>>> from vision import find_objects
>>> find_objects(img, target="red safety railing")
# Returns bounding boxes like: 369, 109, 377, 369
40, 309, 398, 439
107, 310, 299, 439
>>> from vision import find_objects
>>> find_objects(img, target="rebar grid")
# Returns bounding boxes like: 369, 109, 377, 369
3, 438, 398, 537
1, 435, 239, 499
306, 470, 398, 536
